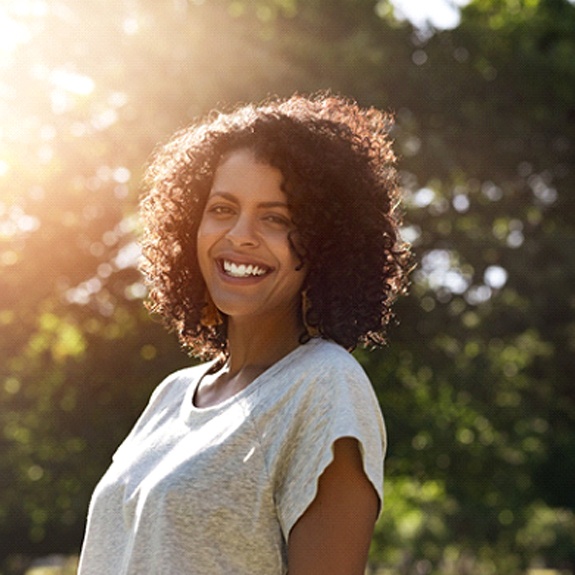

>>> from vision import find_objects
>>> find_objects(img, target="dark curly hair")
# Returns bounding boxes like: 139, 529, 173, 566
140, 92, 412, 360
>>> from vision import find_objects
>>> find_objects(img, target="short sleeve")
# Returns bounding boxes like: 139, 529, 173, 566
272, 349, 387, 539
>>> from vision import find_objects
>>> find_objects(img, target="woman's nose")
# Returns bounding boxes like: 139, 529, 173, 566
225, 214, 259, 247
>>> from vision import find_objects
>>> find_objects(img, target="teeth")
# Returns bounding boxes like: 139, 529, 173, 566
223, 260, 267, 278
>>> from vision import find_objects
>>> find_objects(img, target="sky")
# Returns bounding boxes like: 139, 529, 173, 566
388, 0, 471, 29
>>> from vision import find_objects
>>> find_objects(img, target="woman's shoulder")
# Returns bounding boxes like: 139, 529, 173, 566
263, 338, 375, 413
293, 338, 369, 382
148, 360, 215, 406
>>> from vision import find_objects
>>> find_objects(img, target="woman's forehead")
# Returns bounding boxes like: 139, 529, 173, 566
210, 148, 287, 203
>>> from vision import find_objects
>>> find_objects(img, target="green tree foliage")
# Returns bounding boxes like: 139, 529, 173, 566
1, 0, 573, 572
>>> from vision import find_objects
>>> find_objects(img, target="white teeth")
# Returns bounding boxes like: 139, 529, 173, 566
223, 260, 267, 278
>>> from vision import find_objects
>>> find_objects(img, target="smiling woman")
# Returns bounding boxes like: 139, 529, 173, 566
77, 93, 412, 575
138, 94, 410, 358
196, 149, 305, 333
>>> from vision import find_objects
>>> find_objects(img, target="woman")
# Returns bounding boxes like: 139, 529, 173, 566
78, 93, 411, 574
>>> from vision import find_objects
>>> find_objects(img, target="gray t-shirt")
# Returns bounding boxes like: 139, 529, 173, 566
78, 338, 386, 575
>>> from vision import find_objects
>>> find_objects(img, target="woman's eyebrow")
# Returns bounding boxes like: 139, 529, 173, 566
208, 191, 237, 202
258, 201, 289, 209
209, 192, 289, 210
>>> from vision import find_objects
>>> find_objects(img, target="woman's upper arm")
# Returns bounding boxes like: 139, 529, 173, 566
287, 437, 379, 575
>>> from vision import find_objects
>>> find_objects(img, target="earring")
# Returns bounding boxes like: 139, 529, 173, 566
200, 292, 223, 328
301, 290, 320, 337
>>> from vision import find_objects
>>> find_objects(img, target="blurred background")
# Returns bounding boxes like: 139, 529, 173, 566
1, 0, 574, 573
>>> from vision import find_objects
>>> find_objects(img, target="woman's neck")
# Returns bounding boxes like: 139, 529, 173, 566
225, 310, 303, 376
193, 309, 305, 409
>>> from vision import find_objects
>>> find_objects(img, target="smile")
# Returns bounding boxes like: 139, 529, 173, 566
221, 259, 271, 278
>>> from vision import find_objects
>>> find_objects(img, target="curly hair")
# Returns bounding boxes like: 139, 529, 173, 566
139, 92, 412, 360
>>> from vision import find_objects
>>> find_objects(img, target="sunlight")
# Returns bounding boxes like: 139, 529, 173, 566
0, 14, 31, 54
388, 0, 471, 29
49, 69, 95, 96
484, 265, 508, 290
418, 249, 471, 295
0, 0, 47, 55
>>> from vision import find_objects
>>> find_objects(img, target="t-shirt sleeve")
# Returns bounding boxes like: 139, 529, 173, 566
272, 351, 387, 539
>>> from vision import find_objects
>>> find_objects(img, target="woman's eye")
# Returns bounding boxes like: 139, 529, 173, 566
208, 205, 234, 216
264, 214, 291, 227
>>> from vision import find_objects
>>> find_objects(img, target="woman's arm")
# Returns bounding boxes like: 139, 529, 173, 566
287, 437, 379, 575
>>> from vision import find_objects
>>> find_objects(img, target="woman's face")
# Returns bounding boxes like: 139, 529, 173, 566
197, 148, 306, 325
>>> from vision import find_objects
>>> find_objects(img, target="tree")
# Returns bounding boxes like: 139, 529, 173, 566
1, 0, 574, 572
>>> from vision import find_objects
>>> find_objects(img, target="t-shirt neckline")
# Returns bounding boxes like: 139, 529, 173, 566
182, 339, 323, 419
